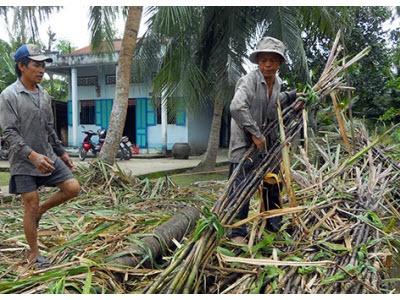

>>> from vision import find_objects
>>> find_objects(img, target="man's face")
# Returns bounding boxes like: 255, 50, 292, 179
19, 60, 46, 84
257, 52, 282, 80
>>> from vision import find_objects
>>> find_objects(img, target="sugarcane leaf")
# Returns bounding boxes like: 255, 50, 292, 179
313, 250, 333, 261
365, 264, 377, 274
320, 271, 347, 285
250, 269, 266, 294
251, 233, 275, 254
216, 246, 236, 257
82, 268, 93, 294
281, 231, 294, 246
320, 242, 348, 252
383, 217, 397, 233
193, 219, 211, 241
286, 255, 303, 262
212, 220, 225, 240
298, 266, 316, 275
48, 276, 66, 294
360, 211, 384, 229
265, 265, 283, 279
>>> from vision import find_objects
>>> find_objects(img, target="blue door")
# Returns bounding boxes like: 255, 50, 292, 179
136, 98, 148, 148
95, 99, 113, 129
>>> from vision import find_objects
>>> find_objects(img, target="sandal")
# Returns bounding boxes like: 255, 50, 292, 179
34, 255, 52, 269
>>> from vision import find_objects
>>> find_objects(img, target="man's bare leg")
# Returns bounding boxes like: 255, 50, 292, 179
38, 178, 80, 219
21, 191, 40, 262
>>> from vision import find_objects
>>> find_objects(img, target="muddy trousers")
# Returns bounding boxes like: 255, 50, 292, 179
229, 163, 282, 238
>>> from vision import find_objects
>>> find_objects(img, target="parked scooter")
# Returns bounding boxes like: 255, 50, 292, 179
119, 135, 133, 160
79, 130, 102, 161
79, 129, 133, 161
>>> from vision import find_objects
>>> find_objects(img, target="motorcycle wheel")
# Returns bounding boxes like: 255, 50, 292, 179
121, 145, 132, 160
79, 147, 87, 161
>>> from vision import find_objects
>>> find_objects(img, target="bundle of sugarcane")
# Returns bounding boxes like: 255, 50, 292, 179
144, 31, 372, 294
206, 126, 400, 294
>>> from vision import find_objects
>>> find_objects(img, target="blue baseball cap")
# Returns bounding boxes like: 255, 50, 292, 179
13, 44, 53, 63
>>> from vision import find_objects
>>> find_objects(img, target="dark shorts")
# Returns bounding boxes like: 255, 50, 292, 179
9, 158, 74, 194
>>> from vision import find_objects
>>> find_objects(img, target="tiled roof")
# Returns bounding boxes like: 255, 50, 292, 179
69, 40, 122, 56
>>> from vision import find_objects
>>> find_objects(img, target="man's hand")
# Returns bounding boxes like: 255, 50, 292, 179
293, 98, 305, 111
251, 135, 267, 150
60, 152, 74, 170
28, 151, 55, 174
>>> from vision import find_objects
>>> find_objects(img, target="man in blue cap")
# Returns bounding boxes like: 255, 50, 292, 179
0, 44, 80, 267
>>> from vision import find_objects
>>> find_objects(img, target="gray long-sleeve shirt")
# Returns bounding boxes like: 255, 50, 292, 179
229, 69, 296, 163
0, 79, 65, 176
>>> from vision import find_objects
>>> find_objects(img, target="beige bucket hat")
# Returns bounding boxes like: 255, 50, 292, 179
249, 36, 288, 64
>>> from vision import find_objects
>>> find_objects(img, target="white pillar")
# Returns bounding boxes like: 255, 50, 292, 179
71, 67, 79, 147
161, 93, 168, 155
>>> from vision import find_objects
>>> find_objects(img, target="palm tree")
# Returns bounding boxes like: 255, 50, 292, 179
88, 6, 143, 164
0, 6, 60, 45
0, 39, 15, 91
141, 7, 342, 171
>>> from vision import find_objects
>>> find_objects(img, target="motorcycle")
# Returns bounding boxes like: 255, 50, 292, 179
79, 129, 133, 161
78, 130, 102, 161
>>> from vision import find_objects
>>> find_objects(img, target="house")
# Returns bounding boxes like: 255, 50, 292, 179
46, 40, 229, 155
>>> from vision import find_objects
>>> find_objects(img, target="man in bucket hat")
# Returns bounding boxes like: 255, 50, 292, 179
0, 44, 80, 268
228, 37, 304, 244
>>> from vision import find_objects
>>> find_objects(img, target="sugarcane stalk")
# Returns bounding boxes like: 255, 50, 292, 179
145, 241, 195, 293
331, 92, 351, 153
277, 99, 297, 207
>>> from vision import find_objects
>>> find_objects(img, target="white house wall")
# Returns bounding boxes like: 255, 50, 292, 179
147, 123, 188, 151
187, 104, 213, 155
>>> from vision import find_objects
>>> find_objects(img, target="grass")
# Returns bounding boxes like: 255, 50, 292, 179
0, 172, 10, 186
170, 167, 229, 187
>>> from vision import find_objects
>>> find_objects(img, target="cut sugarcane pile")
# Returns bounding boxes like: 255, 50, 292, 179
206, 125, 400, 293
144, 31, 400, 293
0, 160, 207, 294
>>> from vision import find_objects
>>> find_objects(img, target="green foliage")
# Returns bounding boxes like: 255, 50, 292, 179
250, 232, 275, 255
360, 211, 385, 229
0, 39, 16, 92
0, 7, 61, 45
379, 107, 400, 122
55, 39, 76, 54
193, 207, 224, 241
41, 78, 68, 101
320, 242, 349, 252
302, 7, 400, 128
82, 268, 93, 294
302, 83, 319, 107
250, 265, 283, 294
48, 276, 66, 294
88, 6, 119, 53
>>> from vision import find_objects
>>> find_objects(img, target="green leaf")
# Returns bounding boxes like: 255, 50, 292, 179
286, 255, 303, 262
360, 211, 384, 229
251, 232, 275, 254
48, 276, 66, 294
320, 271, 347, 285
193, 208, 224, 241
82, 268, 93, 294
298, 266, 316, 275
320, 242, 348, 252
216, 246, 236, 257
265, 265, 283, 279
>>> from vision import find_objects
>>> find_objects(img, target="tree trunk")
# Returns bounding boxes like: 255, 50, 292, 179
108, 206, 200, 269
195, 95, 224, 172
99, 7, 142, 164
